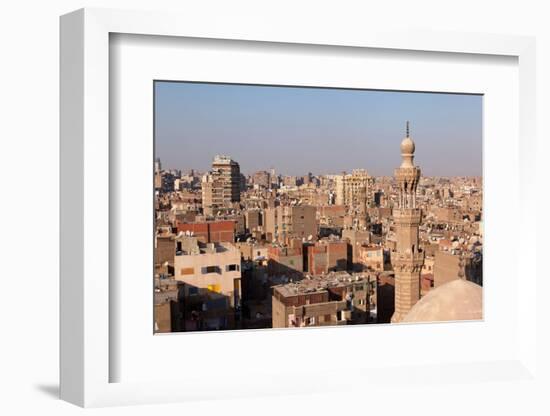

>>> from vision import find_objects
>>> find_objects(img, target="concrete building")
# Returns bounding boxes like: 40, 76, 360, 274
244, 209, 262, 233
201, 155, 241, 214
272, 271, 374, 328
154, 278, 183, 333
391, 122, 425, 323
176, 220, 236, 244
264, 205, 317, 244
173, 235, 242, 329
335, 169, 374, 212
358, 244, 385, 272
306, 239, 350, 275
342, 228, 371, 266
252, 170, 271, 189
318, 205, 346, 228
267, 245, 304, 278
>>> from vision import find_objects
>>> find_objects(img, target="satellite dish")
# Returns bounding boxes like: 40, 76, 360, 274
307, 235, 313, 241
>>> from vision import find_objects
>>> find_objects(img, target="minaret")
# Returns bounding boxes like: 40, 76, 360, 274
391, 122, 425, 323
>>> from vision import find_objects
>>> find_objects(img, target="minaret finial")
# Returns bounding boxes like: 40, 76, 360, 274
406, 120, 410, 137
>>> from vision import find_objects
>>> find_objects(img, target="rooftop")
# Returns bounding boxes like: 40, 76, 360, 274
273, 271, 374, 298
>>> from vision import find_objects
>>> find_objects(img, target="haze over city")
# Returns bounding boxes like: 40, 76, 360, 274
154, 81, 482, 177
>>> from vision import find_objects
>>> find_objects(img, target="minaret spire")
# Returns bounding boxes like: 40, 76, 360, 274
391, 123, 424, 323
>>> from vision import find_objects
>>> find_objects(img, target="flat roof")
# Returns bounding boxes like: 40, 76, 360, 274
274, 271, 373, 298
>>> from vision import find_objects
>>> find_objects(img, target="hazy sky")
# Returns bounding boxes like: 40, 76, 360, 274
154, 81, 482, 177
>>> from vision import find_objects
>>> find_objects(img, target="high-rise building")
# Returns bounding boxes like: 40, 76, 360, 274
391, 122, 425, 323
335, 169, 374, 214
201, 155, 241, 214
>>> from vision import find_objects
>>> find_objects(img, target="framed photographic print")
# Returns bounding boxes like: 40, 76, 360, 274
60, 7, 538, 408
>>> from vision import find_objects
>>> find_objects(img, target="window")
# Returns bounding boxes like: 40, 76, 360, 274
180, 267, 194, 276
305, 317, 315, 326
226, 264, 239, 272
202, 266, 220, 274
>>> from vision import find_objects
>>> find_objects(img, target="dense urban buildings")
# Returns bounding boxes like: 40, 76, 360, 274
154, 122, 483, 333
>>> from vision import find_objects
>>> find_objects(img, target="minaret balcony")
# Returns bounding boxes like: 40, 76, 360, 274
393, 208, 422, 225
391, 249, 425, 269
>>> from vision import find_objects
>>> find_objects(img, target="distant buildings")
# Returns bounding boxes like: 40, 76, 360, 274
252, 170, 271, 189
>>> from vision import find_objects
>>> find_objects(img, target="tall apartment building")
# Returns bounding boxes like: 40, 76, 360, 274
335, 169, 374, 212
264, 205, 317, 244
201, 155, 241, 215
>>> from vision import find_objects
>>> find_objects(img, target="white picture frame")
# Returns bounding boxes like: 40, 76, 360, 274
60, 7, 538, 408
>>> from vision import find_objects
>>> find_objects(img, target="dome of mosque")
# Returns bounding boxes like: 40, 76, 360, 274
402, 279, 483, 323
400, 136, 415, 155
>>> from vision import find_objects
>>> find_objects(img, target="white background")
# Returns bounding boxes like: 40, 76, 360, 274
112, 34, 518, 384
1, 1, 548, 415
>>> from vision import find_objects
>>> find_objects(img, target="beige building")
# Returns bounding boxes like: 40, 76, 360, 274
244, 209, 262, 233
358, 244, 385, 272
264, 205, 317, 244
342, 228, 371, 265
335, 169, 374, 212
173, 235, 242, 308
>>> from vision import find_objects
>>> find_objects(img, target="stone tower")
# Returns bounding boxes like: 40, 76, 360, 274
391, 122, 425, 323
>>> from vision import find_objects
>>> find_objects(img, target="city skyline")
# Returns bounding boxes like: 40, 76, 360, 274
154, 81, 482, 177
